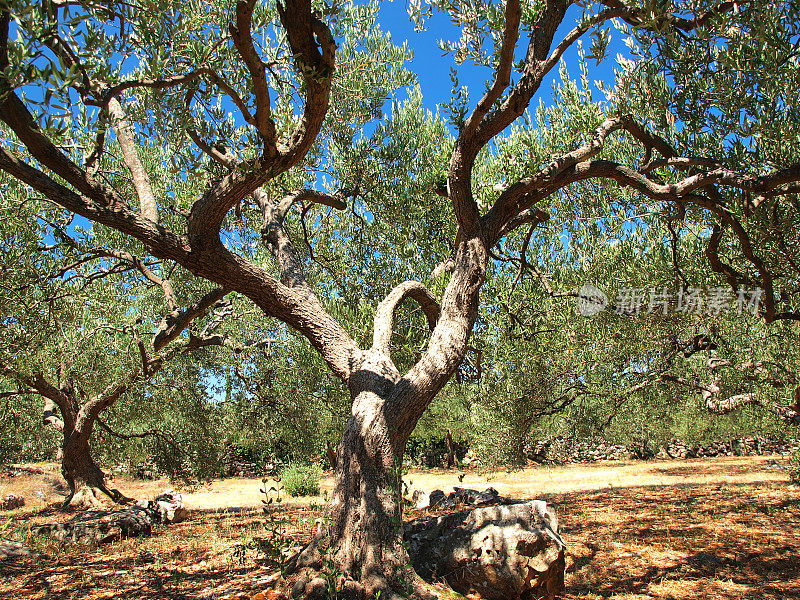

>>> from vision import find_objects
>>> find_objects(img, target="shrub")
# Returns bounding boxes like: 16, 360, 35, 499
789, 448, 800, 486
281, 463, 322, 497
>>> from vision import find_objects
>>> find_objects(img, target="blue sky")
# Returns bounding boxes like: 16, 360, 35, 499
375, 0, 626, 118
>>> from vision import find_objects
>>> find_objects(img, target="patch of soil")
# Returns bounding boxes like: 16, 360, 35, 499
0, 504, 324, 599
0, 456, 797, 600
555, 480, 800, 599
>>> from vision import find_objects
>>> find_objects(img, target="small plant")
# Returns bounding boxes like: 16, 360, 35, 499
788, 447, 800, 485
258, 477, 297, 573
321, 547, 343, 598
229, 540, 248, 566
281, 463, 322, 497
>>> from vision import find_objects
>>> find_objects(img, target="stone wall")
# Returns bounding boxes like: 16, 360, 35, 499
456, 435, 799, 467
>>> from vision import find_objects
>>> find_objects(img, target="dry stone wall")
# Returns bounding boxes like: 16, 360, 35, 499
466, 435, 800, 466
525, 436, 797, 464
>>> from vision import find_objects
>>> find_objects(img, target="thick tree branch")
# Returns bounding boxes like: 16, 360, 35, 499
666, 358, 800, 425
0, 3, 361, 381
599, 0, 739, 32
386, 237, 487, 441
275, 188, 349, 218
449, 0, 570, 237
230, 0, 277, 147
474, 4, 626, 151
702, 383, 800, 425
498, 206, 550, 238
187, 129, 239, 168
185, 0, 336, 244
101, 67, 257, 135
275, 0, 336, 163
77, 365, 146, 434
1, 359, 76, 432
153, 288, 228, 352
452, 0, 739, 244
484, 116, 671, 244
107, 97, 158, 222
461, 0, 521, 140
554, 159, 791, 319
43, 397, 65, 432
706, 223, 746, 291
256, 187, 349, 288
372, 281, 441, 357
0, 109, 186, 260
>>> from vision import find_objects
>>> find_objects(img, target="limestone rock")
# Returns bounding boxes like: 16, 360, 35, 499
426, 486, 509, 510
405, 500, 565, 600
135, 489, 187, 523
38, 505, 153, 544
36, 489, 188, 545
411, 489, 429, 509
0, 539, 40, 560
1, 494, 24, 510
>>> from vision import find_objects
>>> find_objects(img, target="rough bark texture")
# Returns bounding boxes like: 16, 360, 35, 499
59, 433, 124, 507
405, 501, 566, 600
41, 377, 134, 508
292, 352, 433, 600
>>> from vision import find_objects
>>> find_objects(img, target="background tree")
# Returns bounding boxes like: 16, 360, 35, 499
2, 0, 800, 598
0, 172, 258, 504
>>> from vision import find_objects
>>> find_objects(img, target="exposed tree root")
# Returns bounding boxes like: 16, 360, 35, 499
61, 473, 134, 509
281, 538, 438, 600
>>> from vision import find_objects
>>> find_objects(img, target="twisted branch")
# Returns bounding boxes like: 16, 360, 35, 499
373, 281, 441, 357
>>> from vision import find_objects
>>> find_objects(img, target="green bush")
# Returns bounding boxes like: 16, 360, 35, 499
281, 463, 322, 497
789, 448, 800, 485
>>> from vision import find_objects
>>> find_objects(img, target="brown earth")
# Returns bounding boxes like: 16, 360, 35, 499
0, 455, 798, 599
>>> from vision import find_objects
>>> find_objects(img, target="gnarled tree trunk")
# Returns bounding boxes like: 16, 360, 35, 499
292, 353, 431, 599
327, 411, 408, 593
32, 367, 137, 508
60, 428, 128, 508
288, 236, 486, 599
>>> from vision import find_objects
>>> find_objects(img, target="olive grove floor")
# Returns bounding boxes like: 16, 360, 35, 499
1, 455, 798, 599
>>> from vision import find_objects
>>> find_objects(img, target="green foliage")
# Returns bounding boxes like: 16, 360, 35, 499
1, 0, 800, 485
0, 390, 60, 464
789, 449, 800, 486
280, 463, 322, 497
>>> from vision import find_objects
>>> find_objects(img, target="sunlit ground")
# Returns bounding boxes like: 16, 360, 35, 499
2, 455, 797, 599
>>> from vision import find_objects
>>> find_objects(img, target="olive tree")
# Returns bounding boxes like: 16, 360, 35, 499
2, 0, 800, 596
0, 176, 256, 504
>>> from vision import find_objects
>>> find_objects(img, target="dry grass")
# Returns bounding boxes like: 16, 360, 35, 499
1, 455, 798, 599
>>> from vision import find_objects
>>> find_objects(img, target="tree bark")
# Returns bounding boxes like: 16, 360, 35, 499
59, 428, 128, 508
328, 413, 406, 591
35, 371, 133, 508
445, 429, 454, 469
289, 239, 487, 598
292, 354, 432, 600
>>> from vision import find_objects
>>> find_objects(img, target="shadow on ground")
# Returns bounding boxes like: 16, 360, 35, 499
1, 459, 798, 600
548, 481, 800, 600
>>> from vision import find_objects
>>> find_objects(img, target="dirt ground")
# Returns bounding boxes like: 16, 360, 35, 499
1, 455, 798, 599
